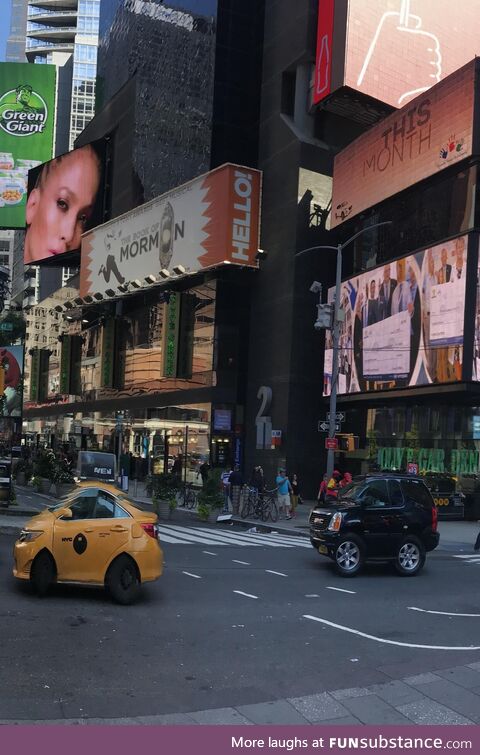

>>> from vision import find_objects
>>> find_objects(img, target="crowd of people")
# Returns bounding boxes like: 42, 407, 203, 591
317, 469, 353, 502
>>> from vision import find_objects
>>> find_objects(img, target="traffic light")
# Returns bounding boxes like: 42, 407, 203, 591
339, 435, 359, 452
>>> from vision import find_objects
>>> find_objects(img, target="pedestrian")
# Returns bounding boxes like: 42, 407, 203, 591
340, 471, 352, 488
326, 470, 342, 501
318, 473, 328, 503
250, 465, 265, 495
229, 465, 243, 515
290, 473, 300, 517
197, 460, 210, 485
220, 467, 232, 512
276, 467, 293, 519
171, 455, 183, 480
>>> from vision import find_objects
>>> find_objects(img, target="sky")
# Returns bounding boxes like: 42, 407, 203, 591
0, 0, 12, 62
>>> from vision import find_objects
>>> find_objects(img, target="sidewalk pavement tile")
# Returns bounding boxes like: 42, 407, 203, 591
365, 680, 425, 706
236, 700, 310, 725
287, 693, 349, 723
330, 687, 369, 701
402, 672, 442, 686
436, 666, 480, 689
316, 716, 363, 725
340, 694, 411, 725
407, 679, 480, 723
188, 708, 253, 725
397, 699, 474, 725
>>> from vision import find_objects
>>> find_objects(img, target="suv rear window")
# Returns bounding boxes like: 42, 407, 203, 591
401, 479, 433, 509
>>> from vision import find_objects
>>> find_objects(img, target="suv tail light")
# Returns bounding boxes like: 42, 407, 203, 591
141, 523, 158, 539
432, 504, 438, 532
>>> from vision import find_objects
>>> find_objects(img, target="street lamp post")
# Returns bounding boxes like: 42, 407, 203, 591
297, 221, 392, 481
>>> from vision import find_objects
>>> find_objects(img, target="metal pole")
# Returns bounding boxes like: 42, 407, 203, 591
184, 425, 189, 485
326, 243, 342, 481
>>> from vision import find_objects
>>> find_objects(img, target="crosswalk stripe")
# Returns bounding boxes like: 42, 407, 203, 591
195, 526, 295, 548
200, 525, 309, 548
157, 527, 244, 546
160, 524, 259, 547
156, 523, 308, 548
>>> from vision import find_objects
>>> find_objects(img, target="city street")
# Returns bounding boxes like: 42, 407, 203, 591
1, 509, 480, 724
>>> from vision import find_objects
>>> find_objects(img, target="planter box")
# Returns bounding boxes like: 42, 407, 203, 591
155, 500, 171, 520
39, 478, 52, 495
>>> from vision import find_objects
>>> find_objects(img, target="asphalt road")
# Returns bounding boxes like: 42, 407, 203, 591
1, 522, 480, 722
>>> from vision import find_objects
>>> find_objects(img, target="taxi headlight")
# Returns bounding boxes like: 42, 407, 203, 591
19, 529, 43, 543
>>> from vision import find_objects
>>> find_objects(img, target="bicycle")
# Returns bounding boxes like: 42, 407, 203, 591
240, 486, 258, 519
178, 482, 198, 509
260, 488, 279, 522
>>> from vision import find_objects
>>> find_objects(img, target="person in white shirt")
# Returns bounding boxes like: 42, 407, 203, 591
450, 236, 466, 282
391, 258, 413, 316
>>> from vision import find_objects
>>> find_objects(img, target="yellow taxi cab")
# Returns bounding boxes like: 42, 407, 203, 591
13, 481, 163, 604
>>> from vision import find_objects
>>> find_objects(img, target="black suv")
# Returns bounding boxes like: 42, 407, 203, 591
309, 475, 439, 577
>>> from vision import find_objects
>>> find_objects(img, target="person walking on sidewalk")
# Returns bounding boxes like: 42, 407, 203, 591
290, 473, 300, 518
229, 466, 243, 515
276, 468, 293, 519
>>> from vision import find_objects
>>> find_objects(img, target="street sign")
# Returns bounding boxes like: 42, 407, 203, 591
327, 411, 346, 422
407, 462, 419, 475
318, 421, 341, 432
325, 437, 338, 450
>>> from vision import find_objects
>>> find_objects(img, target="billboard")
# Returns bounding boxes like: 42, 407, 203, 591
331, 61, 474, 228
314, 0, 480, 109
80, 163, 262, 297
0, 63, 56, 229
324, 235, 467, 396
0, 345, 24, 417
24, 139, 107, 266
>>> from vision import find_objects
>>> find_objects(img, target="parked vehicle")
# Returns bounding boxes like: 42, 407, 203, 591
309, 474, 439, 577
423, 473, 464, 520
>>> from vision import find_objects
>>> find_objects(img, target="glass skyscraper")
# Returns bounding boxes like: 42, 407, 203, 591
6, 0, 28, 62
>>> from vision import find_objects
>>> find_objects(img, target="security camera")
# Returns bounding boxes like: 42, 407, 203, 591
309, 281, 323, 294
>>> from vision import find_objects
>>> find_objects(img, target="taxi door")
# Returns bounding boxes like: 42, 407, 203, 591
53, 489, 130, 583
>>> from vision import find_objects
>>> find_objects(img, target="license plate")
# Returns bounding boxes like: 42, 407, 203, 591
318, 544, 328, 555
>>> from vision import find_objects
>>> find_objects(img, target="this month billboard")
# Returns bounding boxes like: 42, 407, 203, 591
24, 139, 107, 266
314, 0, 480, 109
330, 61, 474, 228
0, 62, 56, 229
80, 163, 262, 297
324, 235, 468, 396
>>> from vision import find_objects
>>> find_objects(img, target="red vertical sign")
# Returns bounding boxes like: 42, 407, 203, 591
313, 0, 335, 105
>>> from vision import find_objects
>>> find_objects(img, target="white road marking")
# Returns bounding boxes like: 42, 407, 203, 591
202, 551, 217, 556
232, 559, 250, 565
234, 590, 258, 600
325, 586, 356, 594
305, 594, 320, 598
182, 571, 202, 579
265, 569, 287, 577
159, 524, 304, 548
453, 555, 479, 558
303, 615, 480, 650
200, 526, 303, 548
408, 606, 480, 618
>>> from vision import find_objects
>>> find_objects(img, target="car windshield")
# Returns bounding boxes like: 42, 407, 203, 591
337, 481, 368, 501
424, 476, 456, 494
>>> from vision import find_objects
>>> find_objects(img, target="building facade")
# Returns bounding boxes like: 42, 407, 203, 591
6, 0, 28, 62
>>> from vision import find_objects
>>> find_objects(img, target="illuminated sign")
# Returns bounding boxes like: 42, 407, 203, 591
324, 235, 468, 396
378, 446, 480, 476
315, 0, 480, 109
331, 61, 474, 227
80, 163, 262, 297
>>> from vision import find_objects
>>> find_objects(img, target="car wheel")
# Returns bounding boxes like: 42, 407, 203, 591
395, 536, 425, 576
334, 535, 364, 577
106, 555, 140, 605
30, 551, 56, 597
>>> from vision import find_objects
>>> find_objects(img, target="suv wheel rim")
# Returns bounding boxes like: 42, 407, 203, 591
399, 542, 420, 571
337, 541, 360, 571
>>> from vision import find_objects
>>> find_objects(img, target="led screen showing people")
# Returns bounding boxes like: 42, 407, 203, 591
24, 140, 106, 265
324, 235, 467, 395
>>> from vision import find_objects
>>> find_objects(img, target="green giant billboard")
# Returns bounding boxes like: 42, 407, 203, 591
0, 62, 56, 229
